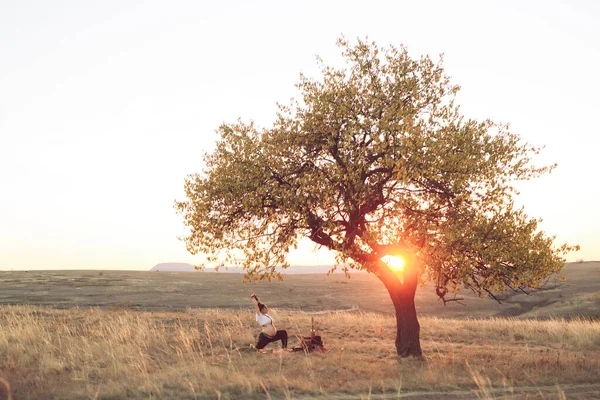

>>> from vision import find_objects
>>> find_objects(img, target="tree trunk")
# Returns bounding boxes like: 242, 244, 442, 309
377, 263, 422, 357
391, 287, 422, 357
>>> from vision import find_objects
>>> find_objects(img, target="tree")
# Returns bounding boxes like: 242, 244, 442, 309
176, 38, 578, 357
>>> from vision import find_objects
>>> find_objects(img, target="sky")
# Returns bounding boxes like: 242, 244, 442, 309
1, 0, 598, 270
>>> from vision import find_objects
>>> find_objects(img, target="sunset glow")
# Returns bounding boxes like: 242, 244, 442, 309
382, 255, 406, 272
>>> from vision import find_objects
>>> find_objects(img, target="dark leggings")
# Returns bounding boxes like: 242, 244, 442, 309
256, 330, 288, 349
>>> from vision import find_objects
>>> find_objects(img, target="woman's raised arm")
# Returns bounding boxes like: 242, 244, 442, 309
250, 292, 261, 314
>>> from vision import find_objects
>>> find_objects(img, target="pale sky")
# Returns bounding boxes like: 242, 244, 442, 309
1, 0, 598, 270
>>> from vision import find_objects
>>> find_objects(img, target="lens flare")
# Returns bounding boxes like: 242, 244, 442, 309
382, 255, 405, 271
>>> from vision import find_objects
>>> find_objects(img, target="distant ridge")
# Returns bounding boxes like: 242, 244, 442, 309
150, 263, 357, 274
151, 263, 197, 272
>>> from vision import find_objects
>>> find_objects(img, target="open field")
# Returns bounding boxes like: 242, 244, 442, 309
0, 262, 598, 319
0, 262, 599, 399
0, 306, 599, 399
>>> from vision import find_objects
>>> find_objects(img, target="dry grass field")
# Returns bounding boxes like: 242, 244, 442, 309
0, 262, 599, 399
0, 307, 599, 399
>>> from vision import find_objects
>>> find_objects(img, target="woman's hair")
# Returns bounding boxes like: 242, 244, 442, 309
258, 303, 267, 313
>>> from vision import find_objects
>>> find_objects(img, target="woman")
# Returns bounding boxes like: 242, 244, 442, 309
250, 292, 290, 353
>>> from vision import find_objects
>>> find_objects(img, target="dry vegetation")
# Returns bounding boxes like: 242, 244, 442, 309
1, 263, 598, 398
1, 305, 599, 399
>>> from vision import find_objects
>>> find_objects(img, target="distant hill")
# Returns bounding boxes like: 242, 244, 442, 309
150, 263, 356, 274
150, 263, 197, 272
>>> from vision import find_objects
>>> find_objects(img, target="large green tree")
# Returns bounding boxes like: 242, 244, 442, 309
176, 38, 578, 357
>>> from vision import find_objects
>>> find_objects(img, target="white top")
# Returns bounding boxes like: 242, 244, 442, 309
256, 313, 273, 326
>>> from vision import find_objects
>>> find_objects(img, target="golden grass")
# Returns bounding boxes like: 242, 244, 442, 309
0, 305, 599, 399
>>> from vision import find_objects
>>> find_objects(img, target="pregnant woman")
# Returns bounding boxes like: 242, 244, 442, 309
250, 292, 291, 353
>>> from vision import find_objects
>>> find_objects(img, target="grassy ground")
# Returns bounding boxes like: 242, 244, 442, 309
0, 262, 598, 398
0, 305, 599, 399
0, 262, 598, 319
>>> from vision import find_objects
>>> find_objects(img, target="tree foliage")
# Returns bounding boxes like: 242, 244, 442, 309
176, 37, 578, 301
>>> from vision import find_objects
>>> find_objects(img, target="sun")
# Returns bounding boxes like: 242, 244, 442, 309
382, 255, 405, 271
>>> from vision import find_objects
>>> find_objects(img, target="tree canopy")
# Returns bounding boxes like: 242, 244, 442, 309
176, 37, 578, 356
177, 37, 575, 291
